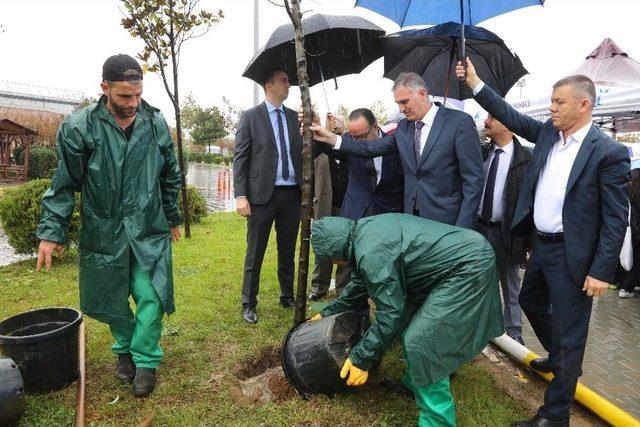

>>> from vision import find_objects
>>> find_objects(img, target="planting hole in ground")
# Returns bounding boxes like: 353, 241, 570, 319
230, 345, 296, 405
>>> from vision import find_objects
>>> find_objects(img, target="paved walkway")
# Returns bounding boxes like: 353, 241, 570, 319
0, 227, 32, 267
521, 289, 640, 419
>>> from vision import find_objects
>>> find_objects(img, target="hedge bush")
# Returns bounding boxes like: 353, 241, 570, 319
0, 179, 80, 254
177, 185, 208, 224
188, 152, 229, 165
15, 146, 58, 179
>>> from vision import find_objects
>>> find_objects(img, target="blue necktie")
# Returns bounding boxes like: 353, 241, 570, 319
275, 109, 289, 181
481, 148, 503, 221
414, 121, 425, 163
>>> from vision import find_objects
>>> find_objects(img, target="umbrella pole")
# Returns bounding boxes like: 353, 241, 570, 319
318, 59, 331, 113
459, 0, 467, 82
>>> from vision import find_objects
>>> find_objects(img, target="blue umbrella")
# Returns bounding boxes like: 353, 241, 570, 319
355, 0, 543, 73
354, 0, 545, 27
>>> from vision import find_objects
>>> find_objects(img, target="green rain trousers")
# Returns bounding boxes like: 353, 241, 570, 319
403, 334, 456, 427
109, 253, 164, 368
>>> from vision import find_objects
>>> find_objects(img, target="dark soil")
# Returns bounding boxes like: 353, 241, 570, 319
231, 345, 296, 405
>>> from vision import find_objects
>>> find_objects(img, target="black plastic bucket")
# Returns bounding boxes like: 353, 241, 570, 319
0, 357, 26, 426
0, 308, 83, 394
281, 311, 364, 396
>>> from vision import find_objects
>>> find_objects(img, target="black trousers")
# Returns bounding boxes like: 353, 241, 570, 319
519, 240, 592, 422
241, 186, 301, 308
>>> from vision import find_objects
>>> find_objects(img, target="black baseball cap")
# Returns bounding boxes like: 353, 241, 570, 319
102, 54, 143, 82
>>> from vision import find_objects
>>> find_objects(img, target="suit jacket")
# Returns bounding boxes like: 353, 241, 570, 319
475, 84, 630, 284
482, 136, 532, 264
313, 153, 336, 219
341, 140, 404, 221
233, 102, 303, 204
338, 105, 484, 229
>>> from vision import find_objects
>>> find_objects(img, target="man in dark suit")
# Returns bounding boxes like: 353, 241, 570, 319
233, 68, 302, 324
339, 108, 404, 221
309, 72, 483, 229
477, 114, 531, 345
457, 60, 629, 427
309, 108, 404, 301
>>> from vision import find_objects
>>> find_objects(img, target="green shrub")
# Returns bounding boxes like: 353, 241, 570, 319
0, 179, 80, 254
187, 152, 225, 165
15, 147, 58, 179
177, 185, 208, 224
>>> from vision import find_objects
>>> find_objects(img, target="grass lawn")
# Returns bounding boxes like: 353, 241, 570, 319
0, 212, 527, 426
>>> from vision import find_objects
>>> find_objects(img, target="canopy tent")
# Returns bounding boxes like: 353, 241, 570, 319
0, 119, 35, 182
473, 38, 640, 139
574, 38, 640, 88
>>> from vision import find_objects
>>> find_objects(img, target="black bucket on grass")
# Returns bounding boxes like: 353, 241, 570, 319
281, 311, 364, 396
0, 357, 26, 426
0, 308, 83, 393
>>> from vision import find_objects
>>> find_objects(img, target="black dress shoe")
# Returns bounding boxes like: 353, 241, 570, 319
243, 307, 258, 324
115, 353, 135, 384
280, 297, 295, 308
133, 368, 157, 397
529, 357, 553, 373
308, 292, 326, 301
511, 414, 569, 427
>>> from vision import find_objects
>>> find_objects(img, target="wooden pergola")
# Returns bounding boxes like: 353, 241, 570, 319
0, 119, 36, 183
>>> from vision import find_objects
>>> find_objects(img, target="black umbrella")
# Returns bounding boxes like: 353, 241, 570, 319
383, 22, 528, 101
243, 13, 385, 88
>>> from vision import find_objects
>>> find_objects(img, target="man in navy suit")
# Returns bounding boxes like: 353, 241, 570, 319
338, 108, 404, 221
310, 72, 483, 229
233, 69, 303, 324
457, 59, 629, 427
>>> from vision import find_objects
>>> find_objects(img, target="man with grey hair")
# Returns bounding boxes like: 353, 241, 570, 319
456, 59, 629, 427
310, 72, 484, 230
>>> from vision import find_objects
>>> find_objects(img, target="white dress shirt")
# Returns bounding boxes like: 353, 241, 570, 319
478, 140, 514, 221
534, 122, 592, 233
373, 130, 383, 185
416, 105, 439, 155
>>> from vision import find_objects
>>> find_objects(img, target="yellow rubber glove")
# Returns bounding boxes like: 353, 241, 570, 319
340, 358, 368, 386
308, 313, 322, 322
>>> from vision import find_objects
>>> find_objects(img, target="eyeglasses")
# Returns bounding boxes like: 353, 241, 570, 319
349, 127, 372, 140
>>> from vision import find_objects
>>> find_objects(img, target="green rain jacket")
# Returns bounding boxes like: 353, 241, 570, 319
36, 96, 182, 324
314, 214, 504, 387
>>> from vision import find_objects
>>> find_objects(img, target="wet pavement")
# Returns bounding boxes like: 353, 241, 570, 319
521, 288, 640, 419
0, 227, 32, 267
186, 163, 235, 213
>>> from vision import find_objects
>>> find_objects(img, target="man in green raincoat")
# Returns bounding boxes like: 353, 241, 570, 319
35, 54, 182, 397
310, 214, 504, 426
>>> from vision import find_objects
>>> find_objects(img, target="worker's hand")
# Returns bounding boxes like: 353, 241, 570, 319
170, 226, 181, 243
307, 313, 322, 322
36, 240, 64, 272
455, 58, 482, 89
340, 358, 368, 386
236, 197, 251, 217
582, 275, 608, 297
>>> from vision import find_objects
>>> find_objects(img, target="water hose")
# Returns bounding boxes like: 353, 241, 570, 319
492, 334, 640, 427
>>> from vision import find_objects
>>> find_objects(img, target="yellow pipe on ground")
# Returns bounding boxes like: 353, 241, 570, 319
493, 335, 640, 427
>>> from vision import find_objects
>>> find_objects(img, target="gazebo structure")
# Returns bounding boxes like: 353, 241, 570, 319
0, 119, 36, 183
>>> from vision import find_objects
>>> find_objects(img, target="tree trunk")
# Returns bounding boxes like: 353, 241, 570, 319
169, 9, 191, 238
287, 0, 314, 325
